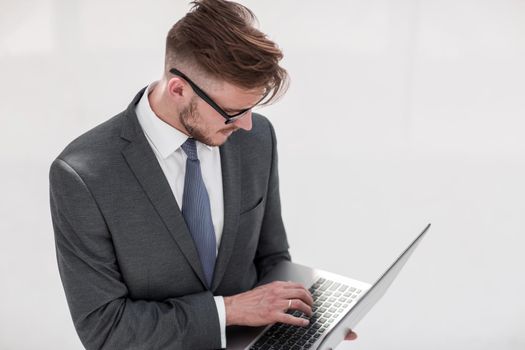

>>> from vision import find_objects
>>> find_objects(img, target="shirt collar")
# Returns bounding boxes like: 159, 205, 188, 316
135, 82, 213, 159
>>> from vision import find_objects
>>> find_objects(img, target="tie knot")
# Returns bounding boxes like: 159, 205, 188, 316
181, 138, 198, 160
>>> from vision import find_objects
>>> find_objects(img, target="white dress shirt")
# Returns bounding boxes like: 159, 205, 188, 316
136, 82, 227, 348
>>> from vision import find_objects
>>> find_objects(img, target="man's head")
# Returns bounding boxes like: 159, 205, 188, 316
154, 0, 288, 146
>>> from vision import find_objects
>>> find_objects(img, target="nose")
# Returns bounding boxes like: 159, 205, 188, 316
233, 110, 253, 131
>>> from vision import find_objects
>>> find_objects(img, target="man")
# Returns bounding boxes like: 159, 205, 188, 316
50, 0, 356, 349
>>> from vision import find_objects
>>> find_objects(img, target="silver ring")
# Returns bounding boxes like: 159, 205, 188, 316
287, 299, 292, 310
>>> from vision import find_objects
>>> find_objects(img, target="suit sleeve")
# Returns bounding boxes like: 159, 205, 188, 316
254, 119, 292, 280
49, 158, 222, 350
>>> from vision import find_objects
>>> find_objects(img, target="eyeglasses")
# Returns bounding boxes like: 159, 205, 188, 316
170, 67, 266, 125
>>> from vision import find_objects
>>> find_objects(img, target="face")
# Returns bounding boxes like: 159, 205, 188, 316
177, 78, 264, 146
179, 97, 233, 146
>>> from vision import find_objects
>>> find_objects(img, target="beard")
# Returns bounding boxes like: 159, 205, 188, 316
179, 98, 238, 147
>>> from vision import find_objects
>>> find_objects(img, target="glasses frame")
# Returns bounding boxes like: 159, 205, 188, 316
170, 67, 266, 125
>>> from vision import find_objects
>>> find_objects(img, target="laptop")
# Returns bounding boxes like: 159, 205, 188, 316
227, 223, 431, 350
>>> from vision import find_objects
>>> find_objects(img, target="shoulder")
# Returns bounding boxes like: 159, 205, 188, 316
51, 111, 128, 178
252, 112, 276, 137
226, 113, 280, 175
233, 112, 277, 149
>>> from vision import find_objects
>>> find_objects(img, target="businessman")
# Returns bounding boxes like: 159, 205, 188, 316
50, 0, 356, 348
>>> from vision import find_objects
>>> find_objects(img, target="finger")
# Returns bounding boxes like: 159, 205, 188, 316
277, 282, 314, 303
280, 281, 307, 290
288, 299, 313, 317
344, 330, 358, 341
275, 312, 310, 327
282, 288, 314, 306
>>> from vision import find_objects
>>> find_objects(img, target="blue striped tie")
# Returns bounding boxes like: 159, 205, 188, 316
180, 138, 217, 288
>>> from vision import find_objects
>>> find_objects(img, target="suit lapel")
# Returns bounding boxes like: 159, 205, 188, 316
120, 89, 208, 288
211, 139, 241, 291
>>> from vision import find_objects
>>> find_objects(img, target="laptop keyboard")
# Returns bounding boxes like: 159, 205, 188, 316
248, 277, 362, 350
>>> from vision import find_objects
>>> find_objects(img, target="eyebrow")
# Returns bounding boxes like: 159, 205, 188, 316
208, 95, 250, 114
220, 91, 267, 114
222, 96, 266, 113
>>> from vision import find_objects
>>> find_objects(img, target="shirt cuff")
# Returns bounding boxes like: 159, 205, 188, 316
213, 296, 227, 348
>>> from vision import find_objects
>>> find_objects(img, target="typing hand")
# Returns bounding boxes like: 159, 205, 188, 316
224, 281, 313, 327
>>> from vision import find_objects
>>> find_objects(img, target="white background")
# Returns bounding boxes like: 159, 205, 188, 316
1, 0, 524, 349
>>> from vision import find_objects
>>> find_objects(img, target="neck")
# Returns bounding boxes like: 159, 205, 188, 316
148, 80, 190, 136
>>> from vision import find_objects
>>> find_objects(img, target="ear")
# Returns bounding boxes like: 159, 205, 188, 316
167, 77, 187, 100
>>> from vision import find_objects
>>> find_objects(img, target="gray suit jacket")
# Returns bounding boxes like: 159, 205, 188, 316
49, 88, 291, 350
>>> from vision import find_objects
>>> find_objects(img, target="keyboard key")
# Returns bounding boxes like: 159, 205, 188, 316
252, 278, 363, 349
312, 281, 323, 288
319, 281, 333, 290
329, 282, 341, 291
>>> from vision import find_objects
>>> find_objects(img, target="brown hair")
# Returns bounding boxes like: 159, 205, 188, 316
165, 0, 288, 105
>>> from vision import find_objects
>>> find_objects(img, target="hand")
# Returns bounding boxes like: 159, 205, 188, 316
224, 281, 314, 327
344, 330, 358, 341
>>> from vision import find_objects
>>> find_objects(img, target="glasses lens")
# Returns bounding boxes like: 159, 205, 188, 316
233, 110, 250, 120
224, 110, 250, 124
